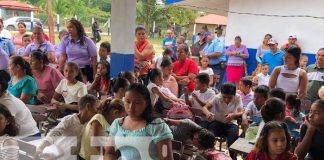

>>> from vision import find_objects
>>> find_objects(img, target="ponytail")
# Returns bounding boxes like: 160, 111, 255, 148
10, 56, 33, 77
100, 98, 124, 117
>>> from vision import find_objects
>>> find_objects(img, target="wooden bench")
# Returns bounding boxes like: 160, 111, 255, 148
229, 138, 254, 157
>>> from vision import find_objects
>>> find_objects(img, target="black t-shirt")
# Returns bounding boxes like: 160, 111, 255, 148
300, 124, 324, 160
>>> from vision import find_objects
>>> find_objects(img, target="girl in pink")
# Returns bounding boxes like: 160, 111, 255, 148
160, 58, 178, 97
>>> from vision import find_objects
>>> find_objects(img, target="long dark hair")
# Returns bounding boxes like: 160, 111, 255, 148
10, 56, 33, 77
255, 121, 291, 155
126, 83, 156, 123
65, 62, 83, 82
286, 94, 301, 117
97, 60, 110, 83
31, 49, 49, 66
285, 45, 301, 67
69, 19, 87, 46
0, 103, 19, 136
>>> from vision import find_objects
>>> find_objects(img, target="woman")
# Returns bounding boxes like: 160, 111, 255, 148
30, 50, 64, 104
256, 34, 272, 63
0, 103, 19, 160
172, 44, 199, 94
226, 36, 249, 83
58, 19, 97, 83
134, 26, 155, 85
10, 22, 27, 50
104, 83, 173, 160
8, 56, 37, 105
23, 25, 56, 63
269, 45, 308, 100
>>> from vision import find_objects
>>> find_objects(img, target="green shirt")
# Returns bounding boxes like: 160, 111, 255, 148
8, 75, 37, 105
306, 64, 324, 102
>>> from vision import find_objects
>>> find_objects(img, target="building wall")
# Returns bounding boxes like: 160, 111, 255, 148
225, 0, 324, 74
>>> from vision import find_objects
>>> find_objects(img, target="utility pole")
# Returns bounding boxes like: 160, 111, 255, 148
47, 0, 55, 44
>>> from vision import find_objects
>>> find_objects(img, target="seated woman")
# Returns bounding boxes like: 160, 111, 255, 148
104, 83, 173, 160
0, 103, 19, 160
8, 56, 37, 104
51, 62, 88, 115
30, 50, 64, 104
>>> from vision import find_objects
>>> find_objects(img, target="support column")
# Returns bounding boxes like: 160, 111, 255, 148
30, 11, 34, 31
110, 0, 136, 78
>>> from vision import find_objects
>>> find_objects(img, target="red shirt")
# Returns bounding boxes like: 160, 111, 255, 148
135, 40, 154, 75
173, 58, 198, 92
245, 150, 297, 160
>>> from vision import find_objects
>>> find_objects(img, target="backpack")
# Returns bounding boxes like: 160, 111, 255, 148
206, 151, 232, 160
166, 104, 194, 121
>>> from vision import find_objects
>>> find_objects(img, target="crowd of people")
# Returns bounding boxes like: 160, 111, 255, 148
0, 17, 323, 160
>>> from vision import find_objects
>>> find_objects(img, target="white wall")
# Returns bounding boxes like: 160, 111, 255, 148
225, 0, 324, 53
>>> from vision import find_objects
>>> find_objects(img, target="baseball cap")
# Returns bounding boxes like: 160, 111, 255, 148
289, 35, 297, 39
268, 39, 277, 45
203, 32, 212, 37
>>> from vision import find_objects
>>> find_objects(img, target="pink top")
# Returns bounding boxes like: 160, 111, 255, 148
11, 33, 24, 50
163, 75, 178, 97
34, 66, 65, 104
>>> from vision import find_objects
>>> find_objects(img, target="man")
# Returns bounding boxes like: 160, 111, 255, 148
200, 32, 226, 89
261, 39, 284, 74
213, 28, 225, 44
92, 19, 101, 43
191, 31, 206, 57
162, 30, 176, 50
306, 48, 324, 104
0, 19, 11, 39
280, 35, 300, 51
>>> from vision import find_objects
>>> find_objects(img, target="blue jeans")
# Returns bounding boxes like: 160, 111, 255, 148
210, 63, 225, 90
199, 120, 238, 159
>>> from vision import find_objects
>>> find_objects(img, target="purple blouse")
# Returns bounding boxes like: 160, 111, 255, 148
226, 44, 249, 66
58, 35, 97, 68
24, 40, 55, 56
0, 48, 9, 70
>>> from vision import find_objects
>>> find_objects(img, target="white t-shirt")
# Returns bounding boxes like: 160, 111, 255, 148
257, 73, 270, 86
155, 56, 163, 70
0, 29, 11, 39
55, 79, 88, 104
199, 67, 214, 76
147, 82, 160, 106
191, 89, 215, 109
245, 101, 262, 117
208, 94, 243, 124
0, 92, 39, 137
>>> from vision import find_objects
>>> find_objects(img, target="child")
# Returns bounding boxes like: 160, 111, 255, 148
252, 63, 262, 77
285, 94, 305, 124
256, 97, 286, 139
319, 86, 324, 100
237, 77, 254, 109
17, 34, 32, 56
160, 58, 178, 97
36, 94, 99, 159
253, 64, 270, 86
246, 121, 297, 160
184, 73, 215, 118
121, 71, 135, 84
295, 100, 324, 160
79, 98, 126, 160
270, 88, 286, 101
89, 60, 110, 98
112, 77, 129, 100
201, 83, 247, 159
199, 57, 214, 87
51, 62, 88, 115
0, 103, 19, 159
155, 48, 173, 69
165, 118, 215, 150
104, 83, 173, 159
299, 55, 308, 71
147, 69, 182, 108
99, 41, 111, 63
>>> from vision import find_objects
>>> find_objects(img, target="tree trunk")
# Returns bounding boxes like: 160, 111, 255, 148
47, 0, 55, 44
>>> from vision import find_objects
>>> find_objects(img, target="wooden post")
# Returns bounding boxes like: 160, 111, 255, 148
46, 0, 55, 44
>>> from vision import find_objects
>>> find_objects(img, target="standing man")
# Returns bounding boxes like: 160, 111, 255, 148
306, 48, 324, 105
261, 39, 284, 74
200, 32, 226, 89
214, 28, 225, 45
280, 35, 300, 51
92, 18, 101, 43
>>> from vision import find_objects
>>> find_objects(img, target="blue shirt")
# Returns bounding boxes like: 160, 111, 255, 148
8, 75, 38, 105
203, 41, 226, 65
162, 38, 176, 47
261, 49, 284, 74
0, 37, 15, 56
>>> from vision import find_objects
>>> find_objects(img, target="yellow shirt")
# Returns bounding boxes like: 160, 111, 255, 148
79, 114, 109, 160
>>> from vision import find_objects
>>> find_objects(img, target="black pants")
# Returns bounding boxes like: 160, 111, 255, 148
93, 32, 101, 43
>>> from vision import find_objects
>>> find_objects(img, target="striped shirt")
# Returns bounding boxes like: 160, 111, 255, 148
0, 135, 19, 160
306, 64, 324, 102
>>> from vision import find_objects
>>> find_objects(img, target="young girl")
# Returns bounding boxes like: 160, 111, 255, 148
147, 69, 183, 108
160, 58, 178, 97
99, 41, 111, 62
199, 56, 214, 87
295, 100, 324, 160
104, 83, 173, 160
112, 77, 130, 100
285, 94, 305, 124
0, 103, 19, 160
79, 98, 126, 160
89, 60, 110, 98
51, 62, 88, 115
246, 121, 297, 160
